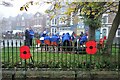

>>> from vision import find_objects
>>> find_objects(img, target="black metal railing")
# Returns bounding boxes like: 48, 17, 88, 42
1, 39, 119, 71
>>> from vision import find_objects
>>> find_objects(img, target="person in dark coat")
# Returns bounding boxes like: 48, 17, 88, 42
25, 28, 30, 47
29, 27, 34, 46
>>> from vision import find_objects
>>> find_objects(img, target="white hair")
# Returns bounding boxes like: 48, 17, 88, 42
26, 28, 29, 30
43, 31, 46, 34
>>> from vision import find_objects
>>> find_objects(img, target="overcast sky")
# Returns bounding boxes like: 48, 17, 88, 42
0, 0, 51, 18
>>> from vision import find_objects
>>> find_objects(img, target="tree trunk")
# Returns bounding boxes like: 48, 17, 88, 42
88, 26, 95, 40
105, 1, 120, 54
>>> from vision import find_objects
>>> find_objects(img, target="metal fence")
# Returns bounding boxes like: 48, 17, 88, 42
1, 39, 119, 71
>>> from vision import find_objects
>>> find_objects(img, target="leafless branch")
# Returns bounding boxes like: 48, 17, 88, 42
0, 1, 13, 7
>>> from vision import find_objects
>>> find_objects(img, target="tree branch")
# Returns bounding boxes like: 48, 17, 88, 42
95, 2, 117, 19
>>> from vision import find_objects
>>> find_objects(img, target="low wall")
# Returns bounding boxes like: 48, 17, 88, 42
2, 70, 120, 80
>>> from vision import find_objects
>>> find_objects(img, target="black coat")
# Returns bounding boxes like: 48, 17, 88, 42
25, 30, 30, 46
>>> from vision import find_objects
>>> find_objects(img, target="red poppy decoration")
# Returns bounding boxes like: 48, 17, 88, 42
86, 41, 97, 55
20, 46, 31, 59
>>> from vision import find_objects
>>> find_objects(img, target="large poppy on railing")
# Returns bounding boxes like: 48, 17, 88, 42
86, 41, 97, 55
20, 46, 31, 59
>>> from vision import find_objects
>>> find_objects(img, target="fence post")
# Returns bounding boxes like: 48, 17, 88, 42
20, 40, 22, 67
118, 41, 120, 79
37, 44, 38, 64
3, 40, 5, 63
115, 43, 117, 62
0, 40, 2, 80
32, 41, 34, 64
15, 40, 18, 65
74, 70, 77, 80
11, 40, 13, 67
12, 71, 15, 80
7, 40, 9, 63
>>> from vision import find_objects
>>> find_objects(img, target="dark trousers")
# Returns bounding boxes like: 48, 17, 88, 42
25, 39, 30, 47
63, 40, 70, 51
30, 38, 32, 46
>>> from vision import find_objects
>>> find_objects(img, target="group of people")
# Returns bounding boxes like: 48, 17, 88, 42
24, 27, 107, 53
25, 27, 88, 52
40, 31, 60, 45
38, 31, 88, 51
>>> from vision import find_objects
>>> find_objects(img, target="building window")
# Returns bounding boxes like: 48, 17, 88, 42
52, 19, 54, 25
52, 28, 54, 32
103, 16, 108, 23
55, 19, 57, 25
118, 28, 120, 36
102, 14, 108, 24
55, 29, 56, 33
102, 28, 107, 38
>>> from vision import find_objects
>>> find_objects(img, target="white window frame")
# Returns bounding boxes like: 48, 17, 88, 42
100, 27, 108, 39
51, 27, 57, 35
102, 14, 108, 24
116, 27, 120, 37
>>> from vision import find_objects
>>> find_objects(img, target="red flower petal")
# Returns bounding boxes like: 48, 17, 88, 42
20, 46, 31, 59
86, 41, 97, 55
